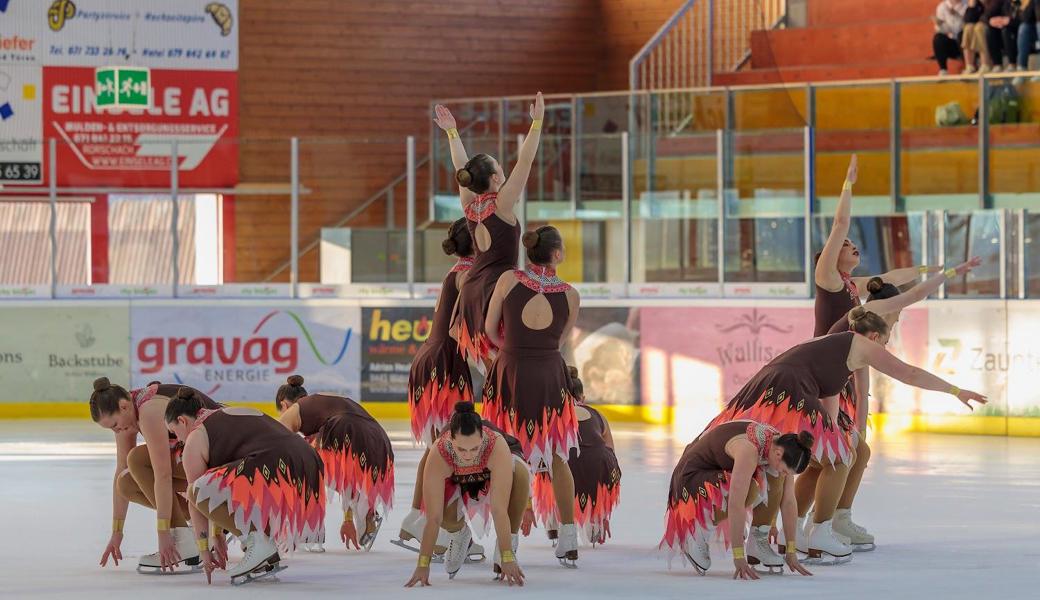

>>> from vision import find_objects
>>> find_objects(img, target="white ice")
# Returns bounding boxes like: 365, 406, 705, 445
1, 420, 1038, 599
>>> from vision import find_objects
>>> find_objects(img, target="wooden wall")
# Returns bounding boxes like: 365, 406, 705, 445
595, 0, 686, 91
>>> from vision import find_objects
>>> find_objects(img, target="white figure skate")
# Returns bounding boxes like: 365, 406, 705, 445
299, 529, 325, 553
136, 527, 201, 574
682, 530, 711, 575
555, 523, 579, 568
804, 520, 853, 566
391, 509, 484, 563
493, 533, 520, 579
444, 526, 473, 579
746, 525, 784, 574
545, 513, 560, 547
229, 532, 285, 586
833, 509, 876, 552
359, 512, 384, 552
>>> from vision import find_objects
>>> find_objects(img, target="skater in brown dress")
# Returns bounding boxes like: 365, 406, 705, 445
90, 378, 221, 573
166, 389, 325, 585
436, 95, 545, 364
660, 421, 815, 579
276, 375, 394, 552
482, 225, 581, 566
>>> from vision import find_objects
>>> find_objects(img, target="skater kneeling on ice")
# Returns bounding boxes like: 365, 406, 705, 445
165, 388, 326, 585
660, 422, 815, 580
89, 378, 221, 574
405, 402, 530, 587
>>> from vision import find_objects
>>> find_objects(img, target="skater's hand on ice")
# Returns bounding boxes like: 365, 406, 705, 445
158, 530, 180, 573
768, 526, 779, 545
433, 105, 457, 131
211, 534, 228, 569
201, 550, 219, 585
520, 508, 536, 536
340, 520, 361, 550
732, 558, 760, 581
785, 553, 813, 577
497, 561, 525, 587
405, 566, 431, 587
957, 389, 987, 410
99, 532, 123, 567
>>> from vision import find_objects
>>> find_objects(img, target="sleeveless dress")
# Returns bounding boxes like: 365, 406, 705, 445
481, 265, 579, 473
814, 272, 860, 337
296, 394, 395, 528
408, 257, 475, 445
828, 313, 863, 442
433, 421, 524, 535
453, 193, 521, 363
660, 421, 777, 555
703, 332, 857, 466
189, 408, 326, 552
531, 405, 622, 544
131, 383, 222, 462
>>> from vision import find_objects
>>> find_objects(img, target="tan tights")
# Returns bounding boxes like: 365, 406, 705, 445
549, 454, 576, 524
441, 460, 530, 534
839, 438, 871, 510
717, 474, 778, 525
116, 445, 189, 527
189, 488, 243, 537
794, 448, 856, 523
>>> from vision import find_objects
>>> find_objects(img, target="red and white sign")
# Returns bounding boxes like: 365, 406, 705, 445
43, 67, 238, 187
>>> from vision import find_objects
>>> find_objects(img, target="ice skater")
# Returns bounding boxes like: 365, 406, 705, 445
89, 378, 221, 574
166, 388, 325, 585
440, 94, 544, 365
704, 314, 985, 565
482, 225, 582, 567
526, 368, 621, 547
275, 375, 394, 552
660, 421, 815, 579
404, 402, 530, 587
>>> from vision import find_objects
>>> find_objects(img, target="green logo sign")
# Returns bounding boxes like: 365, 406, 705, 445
95, 67, 150, 109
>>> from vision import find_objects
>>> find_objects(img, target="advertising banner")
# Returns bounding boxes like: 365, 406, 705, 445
361, 307, 435, 401
0, 304, 130, 402
562, 307, 641, 405
0, 0, 238, 70
129, 303, 361, 401
922, 302, 1008, 417
0, 65, 43, 183
1006, 302, 1040, 417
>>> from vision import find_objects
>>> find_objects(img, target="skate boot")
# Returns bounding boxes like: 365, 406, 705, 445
833, 509, 876, 552
805, 520, 853, 566
229, 532, 286, 586
359, 512, 384, 552
806, 509, 850, 545
746, 525, 784, 574
444, 526, 473, 579
391, 509, 448, 556
299, 529, 325, 553
682, 530, 711, 575
136, 527, 202, 574
555, 523, 579, 568
777, 516, 810, 555
493, 533, 520, 579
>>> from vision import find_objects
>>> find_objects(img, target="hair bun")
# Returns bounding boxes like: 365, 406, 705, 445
866, 277, 884, 295
287, 375, 304, 387
521, 231, 540, 249
93, 377, 111, 392
796, 431, 815, 450
567, 365, 579, 379
454, 401, 476, 414
175, 387, 196, 400
848, 306, 867, 322
441, 238, 457, 256
455, 168, 473, 187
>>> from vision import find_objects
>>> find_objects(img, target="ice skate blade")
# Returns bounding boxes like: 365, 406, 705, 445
851, 543, 876, 553
803, 550, 853, 566
360, 514, 384, 552
557, 558, 578, 569
465, 553, 486, 564
301, 543, 325, 553
747, 556, 784, 573
683, 552, 708, 576
136, 556, 202, 575
230, 562, 287, 586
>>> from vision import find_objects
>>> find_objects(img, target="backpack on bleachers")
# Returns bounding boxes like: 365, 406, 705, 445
972, 82, 1022, 125
935, 102, 968, 126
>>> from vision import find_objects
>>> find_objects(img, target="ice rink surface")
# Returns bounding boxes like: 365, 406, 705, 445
1, 419, 1038, 599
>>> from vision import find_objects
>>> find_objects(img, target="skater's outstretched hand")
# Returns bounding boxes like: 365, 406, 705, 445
785, 553, 813, 577
520, 508, 536, 536
99, 532, 123, 567
956, 389, 987, 410
405, 566, 431, 587
846, 154, 858, 186
497, 561, 525, 587
433, 105, 457, 132
340, 519, 361, 550
732, 557, 760, 581
158, 530, 181, 573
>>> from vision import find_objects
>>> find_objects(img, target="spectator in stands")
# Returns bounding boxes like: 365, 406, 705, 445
963, 1, 990, 73
984, 0, 1020, 72
934, 0, 968, 75
1017, 0, 1039, 77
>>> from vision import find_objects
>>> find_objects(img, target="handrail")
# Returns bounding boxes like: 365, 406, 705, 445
629, 0, 700, 90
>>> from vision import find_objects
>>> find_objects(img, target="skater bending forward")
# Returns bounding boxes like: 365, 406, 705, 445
405, 402, 530, 587
660, 422, 815, 579
166, 388, 325, 585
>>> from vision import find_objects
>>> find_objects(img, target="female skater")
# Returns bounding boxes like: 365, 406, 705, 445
275, 375, 394, 552
165, 388, 325, 585
405, 402, 530, 587
482, 225, 581, 566
398, 219, 484, 560
90, 378, 221, 573
442, 94, 545, 364
660, 421, 815, 579
528, 368, 622, 546
705, 313, 986, 565
806, 257, 983, 553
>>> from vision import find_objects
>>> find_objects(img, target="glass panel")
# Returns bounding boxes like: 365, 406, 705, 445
987, 75, 1040, 212
943, 210, 1002, 297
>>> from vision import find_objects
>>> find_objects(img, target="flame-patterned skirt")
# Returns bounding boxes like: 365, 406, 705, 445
408, 336, 474, 446
311, 413, 394, 528
531, 443, 622, 544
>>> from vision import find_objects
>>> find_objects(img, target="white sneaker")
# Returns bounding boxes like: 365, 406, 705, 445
228, 532, 281, 580
939, 69, 948, 76
805, 520, 853, 565
992, 65, 1003, 73
833, 509, 876, 551
746, 525, 783, 572
964, 65, 977, 75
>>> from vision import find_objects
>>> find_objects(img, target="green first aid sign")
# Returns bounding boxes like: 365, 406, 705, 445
95, 67, 151, 109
